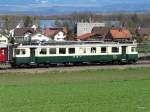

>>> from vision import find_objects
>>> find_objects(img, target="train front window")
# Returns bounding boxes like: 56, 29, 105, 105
21, 49, 26, 55
40, 48, 47, 55
15, 49, 20, 55
59, 48, 66, 54
131, 47, 136, 52
49, 48, 56, 54
69, 48, 75, 54
112, 47, 119, 53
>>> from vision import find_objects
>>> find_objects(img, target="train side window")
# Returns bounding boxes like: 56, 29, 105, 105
21, 49, 26, 55
112, 47, 119, 53
91, 47, 96, 53
69, 48, 75, 54
15, 49, 20, 55
40, 48, 47, 55
59, 48, 66, 54
79, 48, 86, 54
83, 48, 86, 53
49, 48, 56, 54
101, 47, 106, 53
131, 47, 136, 52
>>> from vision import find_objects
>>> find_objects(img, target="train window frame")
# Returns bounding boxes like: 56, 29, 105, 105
112, 47, 119, 53
131, 47, 136, 52
79, 47, 86, 54
91, 47, 96, 54
68, 48, 75, 54
20, 49, 26, 55
49, 48, 56, 54
15, 49, 20, 55
101, 47, 107, 53
59, 48, 66, 54
40, 48, 47, 55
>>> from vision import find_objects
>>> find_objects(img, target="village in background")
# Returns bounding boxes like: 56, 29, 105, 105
0, 13, 150, 55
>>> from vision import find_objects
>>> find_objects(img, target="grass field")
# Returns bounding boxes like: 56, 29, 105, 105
1, 68, 150, 112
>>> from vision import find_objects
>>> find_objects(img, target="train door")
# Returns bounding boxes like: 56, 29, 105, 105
30, 48, 36, 65
121, 46, 127, 62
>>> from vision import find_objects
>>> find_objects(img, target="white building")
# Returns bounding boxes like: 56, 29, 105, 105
24, 32, 33, 41
0, 34, 8, 44
77, 22, 105, 36
53, 31, 66, 41
31, 33, 50, 42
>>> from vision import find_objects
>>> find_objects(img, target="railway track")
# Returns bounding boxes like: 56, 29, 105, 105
0, 60, 150, 73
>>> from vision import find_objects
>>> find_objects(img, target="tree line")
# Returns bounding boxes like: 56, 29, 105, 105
1, 13, 150, 41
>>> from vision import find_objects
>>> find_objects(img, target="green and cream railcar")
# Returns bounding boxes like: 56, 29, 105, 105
11, 41, 138, 67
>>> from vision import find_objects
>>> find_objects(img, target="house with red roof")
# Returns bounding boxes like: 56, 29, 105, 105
107, 28, 132, 41
77, 27, 132, 41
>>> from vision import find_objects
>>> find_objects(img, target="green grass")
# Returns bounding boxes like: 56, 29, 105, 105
1, 68, 150, 112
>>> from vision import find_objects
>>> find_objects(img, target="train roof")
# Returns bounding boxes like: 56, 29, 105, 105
19, 40, 137, 46
14, 41, 137, 48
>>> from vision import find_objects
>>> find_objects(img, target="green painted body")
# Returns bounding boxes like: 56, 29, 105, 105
11, 54, 138, 66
